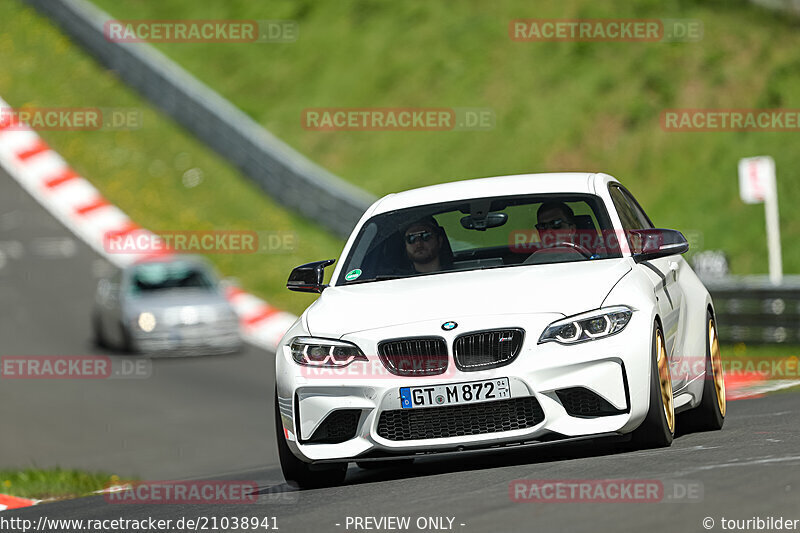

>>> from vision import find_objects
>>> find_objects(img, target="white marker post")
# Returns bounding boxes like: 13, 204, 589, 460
738, 156, 782, 285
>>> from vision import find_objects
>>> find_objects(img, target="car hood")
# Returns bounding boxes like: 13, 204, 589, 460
124, 289, 234, 317
306, 259, 632, 337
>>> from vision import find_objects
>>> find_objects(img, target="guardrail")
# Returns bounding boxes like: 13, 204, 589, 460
22, 0, 376, 239
706, 276, 800, 344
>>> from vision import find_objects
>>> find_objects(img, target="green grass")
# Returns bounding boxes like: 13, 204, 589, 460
82, 0, 800, 277
0, 468, 123, 500
0, 2, 343, 315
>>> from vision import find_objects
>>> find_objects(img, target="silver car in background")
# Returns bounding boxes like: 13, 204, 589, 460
92, 257, 243, 355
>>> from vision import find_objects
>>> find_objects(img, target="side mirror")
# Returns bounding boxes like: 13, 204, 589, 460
629, 229, 689, 262
287, 259, 335, 293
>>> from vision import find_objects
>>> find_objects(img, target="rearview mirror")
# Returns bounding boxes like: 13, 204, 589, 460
460, 212, 508, 231
629, 229, 689, 261
287, 259, 335, 293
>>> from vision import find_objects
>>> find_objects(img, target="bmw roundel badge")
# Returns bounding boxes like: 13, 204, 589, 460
441, 321, 458, 331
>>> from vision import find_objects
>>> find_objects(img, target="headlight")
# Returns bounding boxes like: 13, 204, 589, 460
539, 306, 633, 345
290, 337, 368, 367
137, 312, 157, 332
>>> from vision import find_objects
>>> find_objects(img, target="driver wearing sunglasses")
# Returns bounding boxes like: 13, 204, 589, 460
523, 201, 586, 265
403, 218, 445, 273
535, 201, 577, 247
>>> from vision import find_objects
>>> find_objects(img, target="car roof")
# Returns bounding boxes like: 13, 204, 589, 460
369, 172, 608, 214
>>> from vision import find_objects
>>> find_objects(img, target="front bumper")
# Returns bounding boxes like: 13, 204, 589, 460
133, 322, 242, 355
276, 312, 653, 463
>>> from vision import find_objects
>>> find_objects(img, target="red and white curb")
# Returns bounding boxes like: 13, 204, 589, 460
0, 486, 131, 512
0, 494, 37, 511
0, 95, 297, 350
726, 372, 800, 401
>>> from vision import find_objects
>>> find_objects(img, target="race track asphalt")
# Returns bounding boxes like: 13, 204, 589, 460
0, 167, 278, 480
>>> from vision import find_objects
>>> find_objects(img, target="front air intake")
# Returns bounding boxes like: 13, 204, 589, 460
453, 329, 524, 371
556, 387, 626, 417
305, 409, 361, 444
378, 337, 449, 376
377, 397, 544, 441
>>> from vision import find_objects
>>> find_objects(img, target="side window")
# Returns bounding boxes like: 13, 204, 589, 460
620, 187, 654, 229
609, 186, 640, 230
609, 185, 654, 230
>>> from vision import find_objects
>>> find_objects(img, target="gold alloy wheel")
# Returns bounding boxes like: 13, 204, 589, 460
709, 319, 727, 417
656, 330, 675, 433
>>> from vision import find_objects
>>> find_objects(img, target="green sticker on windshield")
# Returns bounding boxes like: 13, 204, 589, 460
345, 268, 362, 281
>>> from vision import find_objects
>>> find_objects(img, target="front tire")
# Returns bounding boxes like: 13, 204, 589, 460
631, 321, 675, 448
682, 312, 726, 432
92, 313, 107, 348
274, 391, 347, 489
119, 322, 135, 353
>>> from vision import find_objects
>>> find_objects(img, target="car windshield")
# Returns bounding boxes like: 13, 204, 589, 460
337, 193, 621, 285
128, 261, 217, 294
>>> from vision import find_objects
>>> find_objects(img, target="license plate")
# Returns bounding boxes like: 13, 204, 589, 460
400, 378, 511, 409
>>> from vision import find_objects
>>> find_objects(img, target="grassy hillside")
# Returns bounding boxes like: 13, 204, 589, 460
85, 0, 800, 277
0, 1, 343, 314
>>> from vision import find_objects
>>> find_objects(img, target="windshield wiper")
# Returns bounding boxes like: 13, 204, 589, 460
346, 274, 410, 284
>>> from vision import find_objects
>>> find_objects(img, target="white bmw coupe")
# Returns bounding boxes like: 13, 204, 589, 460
275, 173, 726, 488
